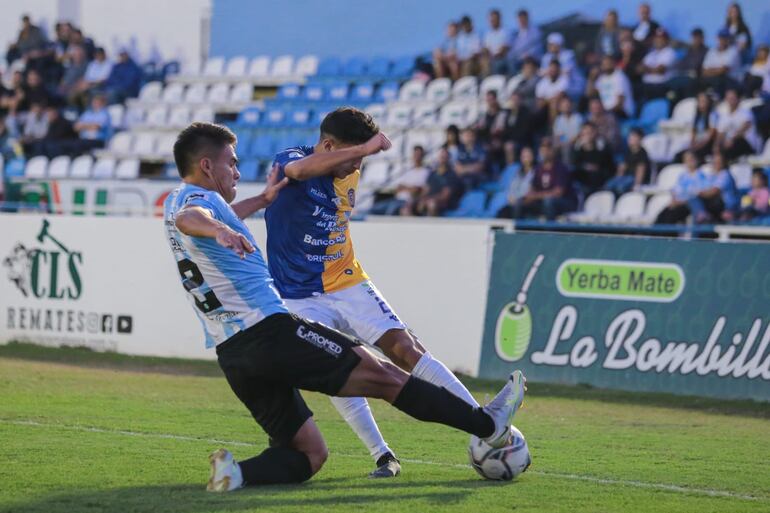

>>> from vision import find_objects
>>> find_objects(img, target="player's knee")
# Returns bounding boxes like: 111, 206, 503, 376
305, 443, 329, 476
379, 331, 424, 371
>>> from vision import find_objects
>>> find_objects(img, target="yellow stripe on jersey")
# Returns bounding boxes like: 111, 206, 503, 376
322, 169, 368, 293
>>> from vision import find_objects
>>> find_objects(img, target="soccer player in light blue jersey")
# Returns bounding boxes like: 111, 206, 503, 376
163, 122, 525, 491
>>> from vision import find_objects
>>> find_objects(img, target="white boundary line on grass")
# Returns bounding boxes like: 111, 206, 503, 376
2, 419, 765, 502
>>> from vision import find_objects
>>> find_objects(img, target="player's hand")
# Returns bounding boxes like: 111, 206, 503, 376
215, 225, 255, 259
361, 132, 392, 156
261, 164, 290, 205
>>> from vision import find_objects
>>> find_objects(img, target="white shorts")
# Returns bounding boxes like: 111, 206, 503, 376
284, 280, 407, 346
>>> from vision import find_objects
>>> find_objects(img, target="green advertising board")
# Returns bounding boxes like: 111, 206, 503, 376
479, 232, 770, 401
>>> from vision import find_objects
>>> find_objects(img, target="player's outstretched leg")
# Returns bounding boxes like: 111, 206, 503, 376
329, 396, 401, 478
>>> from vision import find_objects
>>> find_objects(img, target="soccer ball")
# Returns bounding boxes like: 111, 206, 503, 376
468, 425, 531, 481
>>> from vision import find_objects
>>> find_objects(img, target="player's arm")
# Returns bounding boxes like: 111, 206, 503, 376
175, 206, 255, 259
283, 133, 391, 180
230, 165, 290, 219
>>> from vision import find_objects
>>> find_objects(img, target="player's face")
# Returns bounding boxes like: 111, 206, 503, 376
205, 144, 240, 202
322, 138, 362, 178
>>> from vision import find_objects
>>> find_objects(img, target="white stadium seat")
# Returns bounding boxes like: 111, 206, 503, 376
504, 74, 524, 99
270, 55, 294, 77
47, 155, 71, 178
365, 104, 387, 126
124, 105, 145, 128
425, 78, 452, 103
138, 81, 163, 102
730, 163, 753, 190
656, 164, 687, 191
108, 132, 133, 154
294, 55, 319, 76
452, 76, 478, 99
229, 82, 253, 103
115, 158, 140, 179
439, 101, 467, 127
361, 161, 390, 187
207, 82, 230, 103
658, 97, 696, 132
747, 138, 770, 168
69, 155, 93, 179
610, 192, 646, 222
132, 132, 157, 156
569, 191, 615, 222
145, 105, 168, 127
248, 56, 271, 77
91, 158, 116, 179
480, 75, 506, 98
161, 83, 185, 104
642, 133, 670, 163
108, 104, 125, 130
412, 103, 439, 127
191, 106, 215, 123
156, 133, 178, 158
385, 103, 413, 128
24, 156, 48, 179
202, 56, 225, 77
225, 56, 248, 77
398, 79, 425, 102
643, 193, 672, 223
184, 83, 208, 104
168, 105, 191, 126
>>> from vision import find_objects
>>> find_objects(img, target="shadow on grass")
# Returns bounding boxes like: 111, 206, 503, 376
0, 477, 511, 513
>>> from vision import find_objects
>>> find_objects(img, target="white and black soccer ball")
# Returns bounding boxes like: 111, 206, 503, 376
468, 425, 531, 481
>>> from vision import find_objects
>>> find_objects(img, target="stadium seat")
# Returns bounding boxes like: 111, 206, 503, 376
452, 76, 478, 99
249, 135, 276, 159
316, 57, 342, 77
398, 79, 425, 102
405, 130, 433, 152
439, 102, 467, 127
465, 102, 480, 126
108, 132, 133, 154
294, 55, 319, 76
225, 56, 248, 77
229, 82, 253, 103
161, 83, 185, 104
207, 82, 230, 103
184, 83, 208, 104
656, 164, 686, 191
385, 103, 413, 128
115, 158, 140, 179
412, 103, 438, 127
238, 159, 260, 181
192, 106, 215, 123
156, 133, 177, 158
236, 106, 261, 126
168, 105, 191, 126
390, 56, 414, 78
642, 133, 670, 164
162, 61, 181, 78
350, 82, 375, 103
643, 193, 672, 223
609, 192, 646, 222
658, 97, 696, 133
504, 74, 524, 99
202, 57, 226, 77
326, 82, 349, 102
69, 155, 93, 179
635, 98, 669, 134
446, 190, 487, 217
145, 105, 168, 127
747, 138, 770, 168
138, 81, 163, 102
270, 55, 294, 77
569, 191, 615, 222
133, 132, 157, 156
365, 104, 387, 125
288, 108, 311, 128
425, 78, 452, 103
730, 162, 753, 190
263, 108, 287, 127
484, 190, 509, 217
277, 83, 302, 100
480, 75, 506, 98
108, 104, 125, 130
344, 56, 368, 76
91, 158, 117, 179
124, 105, 145, 128
47, 155, 71, 179
368, 57, 391, 77
303, 81, 324, 102
248, 56, 271, 77
361, 161, 390, 187
375, 82, 399, 103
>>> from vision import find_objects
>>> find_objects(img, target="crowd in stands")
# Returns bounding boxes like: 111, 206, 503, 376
0, 15, 143, 162
373, 2, 770, 224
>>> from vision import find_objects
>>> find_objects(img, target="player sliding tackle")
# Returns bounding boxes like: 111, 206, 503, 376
262, 107, 490, 477
163, 122, 526, 491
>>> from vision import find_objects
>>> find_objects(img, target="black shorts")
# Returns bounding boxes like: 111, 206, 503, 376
215, 312, 362, 445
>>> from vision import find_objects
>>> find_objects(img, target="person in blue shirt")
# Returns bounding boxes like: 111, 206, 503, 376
689, 151, 738, 223
164, 121, 525, 492
100, 49, 142, 104
655, 150, 710, 224
72, 93, 111, 152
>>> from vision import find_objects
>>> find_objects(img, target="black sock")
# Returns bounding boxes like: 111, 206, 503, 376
392, 376, 494, 438
238, 447, 312, 485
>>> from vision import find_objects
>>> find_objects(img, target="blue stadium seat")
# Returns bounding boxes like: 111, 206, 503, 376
249, 135, 276, 159
344, 56, 368, 76
287, 108, 311, 128
238, 159, 260, 182
375, 81, 400, 103
350, 81, 375, 103
316, 56, 342, 77
232, 129, 253, 150
277, 83, 302, 99
326, 81, 349, 102
484, 191, 509, 217
262, 107, 287, 127
236, 106, 261, 127
303, 81, 325, 102
445, 191, 487, 217
390, 56, 414, 78
636, 98, 670, 134
4, 158, 26, 178
368, 57, 391, 77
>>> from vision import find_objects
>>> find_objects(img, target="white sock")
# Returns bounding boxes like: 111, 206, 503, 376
230, 461, 244, 490
330, 396, 392, 461
412, 351, 480, 407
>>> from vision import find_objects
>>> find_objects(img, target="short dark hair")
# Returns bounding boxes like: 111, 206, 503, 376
753, 169, 769, 187
691, 27, 704, 37
320, 107, 378, 145
173, 122, 237, 178
629, 127, 644, 138
490, 9, 501, 17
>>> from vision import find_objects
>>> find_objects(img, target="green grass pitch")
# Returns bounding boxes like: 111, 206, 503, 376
1, 343, 769, 513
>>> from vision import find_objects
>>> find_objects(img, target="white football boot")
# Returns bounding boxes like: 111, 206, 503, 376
206, 448, 244, 492
482, 370, 526, 448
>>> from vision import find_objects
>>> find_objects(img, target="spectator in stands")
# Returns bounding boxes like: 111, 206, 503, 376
540, 33, 575, 78
58, 45, 88, 105
572, 122, 615, 195
52, 22, 73, 61
604, 128, 651, 196
6, 15, 48, 66
638, 28, 676, 102
433, 21, 459, 80
19, 101, 48, 155
717, 88, 759, 162
496, 145, 535, 219
618, 28, 644, 94
694, 151, 738, 223
677, 91, 719, 162
512, 57, 539, 112
739, 170, 770, 221
536, 61, 568, 124
0, 71, 20, 117
632, 3, 660, 47
68, 28, 95, 61
723, 2, 752, 63
744, 45, 769, 97
37, 104, 77, 157
595, 10, 621, 59
456, 16, 482, 77
509, 9, 542, 71
100, 49, 142, 104
372, 145, 431, 216
517, 138, 575, 220
655, 150, 708, 224
480, 9, 510, 77
20, 70, 50, 112
587, 97, 621, 151
669, 27, 708, 105
443, 124, 461, 162
552, 95, 582, 165
476, 91, 506, 170
411, 147, 463, 217
502, 91, 533, 152
701, 29, 741, 96
72, 93, 111, 153
455, 128, 487, 189
0, 116, 20, 161
594, 55, 634, 118
71, 47, 113, 109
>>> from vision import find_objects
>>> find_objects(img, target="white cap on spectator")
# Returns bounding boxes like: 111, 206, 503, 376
547, 33, 564, 46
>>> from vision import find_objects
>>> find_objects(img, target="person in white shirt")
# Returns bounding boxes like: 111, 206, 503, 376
702, 29, 741, 96
456, 15, 482, 77
71, 47, 114, 109
595, 55, 635, 118
480, 9, 510, 76
540, 32, 584, 98
370, 145, 431, 215
639, 28, 676, 101
717, 88, 759, 162
744, 45, 769, 96
536, 59, 568, 123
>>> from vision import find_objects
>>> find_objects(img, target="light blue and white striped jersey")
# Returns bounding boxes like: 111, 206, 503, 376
164, 183, 287, 348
